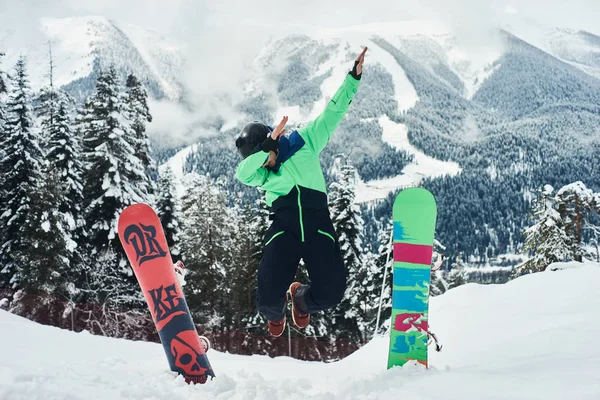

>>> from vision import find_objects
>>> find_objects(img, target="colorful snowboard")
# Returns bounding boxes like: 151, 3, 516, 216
118, 203, 215, 384
387, 187, 437, 369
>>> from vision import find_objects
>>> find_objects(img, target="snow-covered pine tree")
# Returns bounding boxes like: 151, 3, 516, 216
360, 249, 381, 338
446, 255, 468, 289
555, 181, 596, 262
0, 52, 6, 97
588, 192, 600, 262
38, 86, 86, 268
39, 86, 88, 305
80, 65, 145, 307
11, 169, 72, 298
430, 269, 448, 296
81, 246, 151, 339
430, 240, 448, 296
44, 93, 84, 220
228, 201, 257, 332
156, 166, 181, 256
328, 156, 365, 343
366, 220, 393, 336
179, 173, 232, 332
0, 52, 7, 285
125, 73, 155, 200
212, 195, 278, 355
0, 57, 44, 289
514, 185, 572, 277
230, 195, 270, 333
0, 52, 6, 130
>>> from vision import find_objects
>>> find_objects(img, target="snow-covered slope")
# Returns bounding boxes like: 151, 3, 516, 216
158, 144, 198, 197
1, 16, 184, 100
356, 116, 462, 203
544, 29, 600, 79
502, 21, 600, 80
253, 21, 505, 125
389, 32, 504, 99
1, 263, 599, 399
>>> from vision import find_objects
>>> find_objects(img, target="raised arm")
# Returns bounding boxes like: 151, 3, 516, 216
299, 47, 367, 154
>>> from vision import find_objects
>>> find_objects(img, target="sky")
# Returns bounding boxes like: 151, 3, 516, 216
1, 0, 600, 141
2, 0, 600, 38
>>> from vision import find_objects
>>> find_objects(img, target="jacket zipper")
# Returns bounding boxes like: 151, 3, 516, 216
295, 184, 305, 242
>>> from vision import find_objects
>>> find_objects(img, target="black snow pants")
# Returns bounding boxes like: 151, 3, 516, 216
257, 207, 346, 322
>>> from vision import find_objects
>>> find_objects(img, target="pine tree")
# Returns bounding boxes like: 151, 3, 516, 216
11, 169, 71, 296
514, 185, 572, 277
229, 192, 275, 354
446, 255, 468, 289
0, 52, 7, 131
555, 181, 596, 262
0, 52, 8, 284
228, 201, 257, 332
39, 86, 86, 257
328, 157, 365, 343
230, 194, 271, 334
0, 52, 7, 97
156, 166, 181, 256
39, 86, 87, 303
80, 66, 145, 307
430, 240, 448, 296
430, 269, 448, 296
179, 173, 232, 332
366, 220, 393, 336
0, 57, 43, 289
35, 41, 58, 147
125, 73, 155, 200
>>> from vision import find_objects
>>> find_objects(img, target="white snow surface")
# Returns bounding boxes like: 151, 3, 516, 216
1, 264, 599, 399
355, 116, 461, 203
1, 16, 184, 99
158, 144, 198, 198
389, 31, 504, 99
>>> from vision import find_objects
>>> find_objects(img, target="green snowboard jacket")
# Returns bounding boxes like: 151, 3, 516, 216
235, 73, 361, 219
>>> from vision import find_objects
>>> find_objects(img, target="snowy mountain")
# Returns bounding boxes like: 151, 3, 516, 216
4, 16, 600, 260
0, 16, 185, 102
1, 263, 598, 399
505, 26, 600, 80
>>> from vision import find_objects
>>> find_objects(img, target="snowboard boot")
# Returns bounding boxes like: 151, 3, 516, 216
267, 317, 286, 337
288, 282, 310, 329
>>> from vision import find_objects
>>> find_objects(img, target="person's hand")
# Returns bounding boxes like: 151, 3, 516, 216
355, 47, 367, 76
350, 47, 368, 79
271, 116, 288, 140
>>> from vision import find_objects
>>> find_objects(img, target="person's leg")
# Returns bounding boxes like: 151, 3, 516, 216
257, 224, 302, 321
293, 222, 346, 314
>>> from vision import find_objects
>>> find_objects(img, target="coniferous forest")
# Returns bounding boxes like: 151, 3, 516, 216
2, 31, 600, 361
0, 55, 402, 359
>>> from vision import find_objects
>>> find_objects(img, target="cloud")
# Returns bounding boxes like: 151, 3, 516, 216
3, 0, 600, 146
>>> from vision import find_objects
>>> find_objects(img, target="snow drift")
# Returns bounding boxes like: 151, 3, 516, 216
0, 263, 599, 399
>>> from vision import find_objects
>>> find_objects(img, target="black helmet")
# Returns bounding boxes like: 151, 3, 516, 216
235, 122, 273, 159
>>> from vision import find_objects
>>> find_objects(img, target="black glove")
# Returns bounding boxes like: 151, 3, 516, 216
349, 60, 362, 80
260, 136, 278, 153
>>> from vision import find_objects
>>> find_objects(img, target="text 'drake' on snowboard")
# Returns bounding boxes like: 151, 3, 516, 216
388, 188, 437, 369
117, 203, 214, 384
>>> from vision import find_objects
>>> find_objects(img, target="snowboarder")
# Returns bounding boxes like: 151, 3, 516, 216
235, 47, 367, 337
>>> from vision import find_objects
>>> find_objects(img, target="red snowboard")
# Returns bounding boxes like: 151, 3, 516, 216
117, 203, 215, 384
